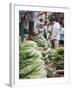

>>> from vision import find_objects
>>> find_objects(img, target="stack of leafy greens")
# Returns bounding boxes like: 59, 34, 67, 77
34, 35, 50, 60
48, 47, 64, 69
19, 40, 46, 79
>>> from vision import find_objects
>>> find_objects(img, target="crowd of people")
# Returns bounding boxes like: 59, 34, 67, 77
34, 15, 64, 49
19, 12, 64, 49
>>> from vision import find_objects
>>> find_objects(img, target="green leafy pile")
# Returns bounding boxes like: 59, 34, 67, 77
19, 40, 46, 79
34, 35, 50, 60
34, 35, 50, 48
48, 47, 64, 68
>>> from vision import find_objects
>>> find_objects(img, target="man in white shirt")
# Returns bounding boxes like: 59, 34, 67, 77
49, 16, 61, 49
36, 19, 44, 36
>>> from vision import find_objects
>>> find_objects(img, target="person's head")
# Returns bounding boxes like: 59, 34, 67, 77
48, 15, 56, 24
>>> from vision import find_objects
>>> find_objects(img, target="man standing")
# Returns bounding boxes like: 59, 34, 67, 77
49, 16, 61, 49
36, 18, 44, 36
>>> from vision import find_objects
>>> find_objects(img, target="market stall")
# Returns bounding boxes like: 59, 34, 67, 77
19, 11, 64, 79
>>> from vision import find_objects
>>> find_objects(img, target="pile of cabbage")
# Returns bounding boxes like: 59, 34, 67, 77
19, 40, 46, 79
34, 35, 50, 60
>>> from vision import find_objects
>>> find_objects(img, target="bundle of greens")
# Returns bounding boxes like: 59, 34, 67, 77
34, 35, 50, 48
47, 47, 64, 69
19, 40, 46, 79
34, 35, 50, 60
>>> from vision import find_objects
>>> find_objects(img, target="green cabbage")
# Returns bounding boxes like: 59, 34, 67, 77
19, 40, 46, 79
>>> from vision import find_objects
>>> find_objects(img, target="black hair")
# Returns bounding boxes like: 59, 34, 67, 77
48, 15, 56, 22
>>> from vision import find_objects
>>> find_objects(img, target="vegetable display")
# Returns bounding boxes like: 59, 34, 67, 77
45, 47, 64, 77
47, 47, 64, 69
34, 35, 50, 48
34, 35, 50, 60
19, 40, 46, 79
19, 36, 64, 78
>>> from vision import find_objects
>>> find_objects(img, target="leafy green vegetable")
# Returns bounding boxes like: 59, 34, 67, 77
19, 40, 46, 79
47, 48, 64, 68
